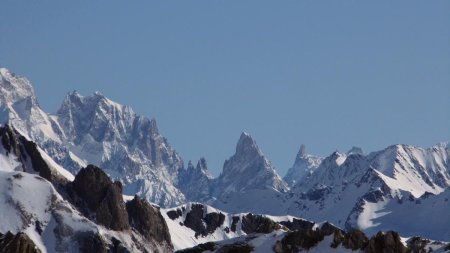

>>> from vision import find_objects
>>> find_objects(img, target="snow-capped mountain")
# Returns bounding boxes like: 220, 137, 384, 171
56, 90, 187, 207
213, 132, 288, 197
209, 132, 289, 213
0, 67, 212, 207
1, 67, 450, 245
284, 144, 323, 186
283, 143, 450, 240
0, 68, 63, 144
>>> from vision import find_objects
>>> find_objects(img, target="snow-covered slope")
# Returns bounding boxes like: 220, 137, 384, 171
162, 202, 316, 250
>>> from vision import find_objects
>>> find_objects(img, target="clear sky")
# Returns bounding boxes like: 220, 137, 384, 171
1, 1, 449, 177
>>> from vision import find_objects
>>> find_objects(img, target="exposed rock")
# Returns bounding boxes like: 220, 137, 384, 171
0, 231, 40, 253
274, 228, 326, 253
75, 231, 108, 253
126, 195, 172, 246
274, 222, 354, 253
213, 132, 288, 199
231, 216, 240, 232
241, 213, 281, 234
167, 209, 183, 220
0, 125, 67, 187
175, 242, 216, 253
179, 158, 213, 202
67, 165, 130, 230
365, 231, 408, 253
406, 237, 431, 253
216, 242, 253, 253
183, 204, 226, 238
279, 218, 315, 231
332, 229, 368, 250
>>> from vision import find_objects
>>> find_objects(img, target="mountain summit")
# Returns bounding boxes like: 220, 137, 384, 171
215, 132, 288, 196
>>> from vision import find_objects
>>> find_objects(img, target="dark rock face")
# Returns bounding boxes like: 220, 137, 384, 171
216, 242, 253, 253
167, 209, 183, 220
274, 222, 362, 253
230, 216, 240, 232
275, 229, 327, 253
332, 229, 368, 250
0, 125, 24, 159
183, 204, 225, 238
0, 231, 40, 253
75, 231, 108, 253
126, 195, 172, 246
279, 218, 315, 231
365, 231, 408, 253
67, 165, 130, 230
241, 213, 281, 234
0, 125, 66, 186
406, 237, 431, 253
175, 242, 216, 253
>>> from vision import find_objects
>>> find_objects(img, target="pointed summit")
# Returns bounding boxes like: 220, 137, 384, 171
235, 132, 262, 158
284, 145, 323, 186
298, 144, 307, 159
214, 132, 288, 199
0, 67, 36, 105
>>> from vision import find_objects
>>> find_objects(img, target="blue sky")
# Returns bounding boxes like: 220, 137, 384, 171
1, 1, 449, 176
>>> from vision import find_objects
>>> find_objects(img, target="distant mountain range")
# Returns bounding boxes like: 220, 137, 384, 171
1, 67, 449, 252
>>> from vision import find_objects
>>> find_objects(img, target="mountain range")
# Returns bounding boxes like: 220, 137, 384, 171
0, 67, 449, 252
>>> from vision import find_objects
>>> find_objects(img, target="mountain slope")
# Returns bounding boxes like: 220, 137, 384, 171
0, 125, 173, 252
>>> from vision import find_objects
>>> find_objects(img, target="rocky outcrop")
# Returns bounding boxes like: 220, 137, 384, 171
126, 195, 172, 246
406, 237, 431, 253
279, 218, 314, 231
67, 165, 130, 231
183, 204, 226, 238
0, 231, 40, 253
365, 231, 408, 253
241, 213, 282, 234
274, 222, 362, 253
175, 242, 216, 253
332, 229, 368, 250
0, 125, 67, 187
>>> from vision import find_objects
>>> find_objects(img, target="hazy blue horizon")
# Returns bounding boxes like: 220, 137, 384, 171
1, 1, 449, 176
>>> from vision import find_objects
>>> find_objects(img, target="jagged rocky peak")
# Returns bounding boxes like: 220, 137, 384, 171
298, 144, 306, 158
57, 90, 136, 140
215, 132, 288, 196
195, 157, 212, 177
235, 132, 262, 158
178, 157, 213, 202
284, 144, 323, 186
0, 67, 36, 104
